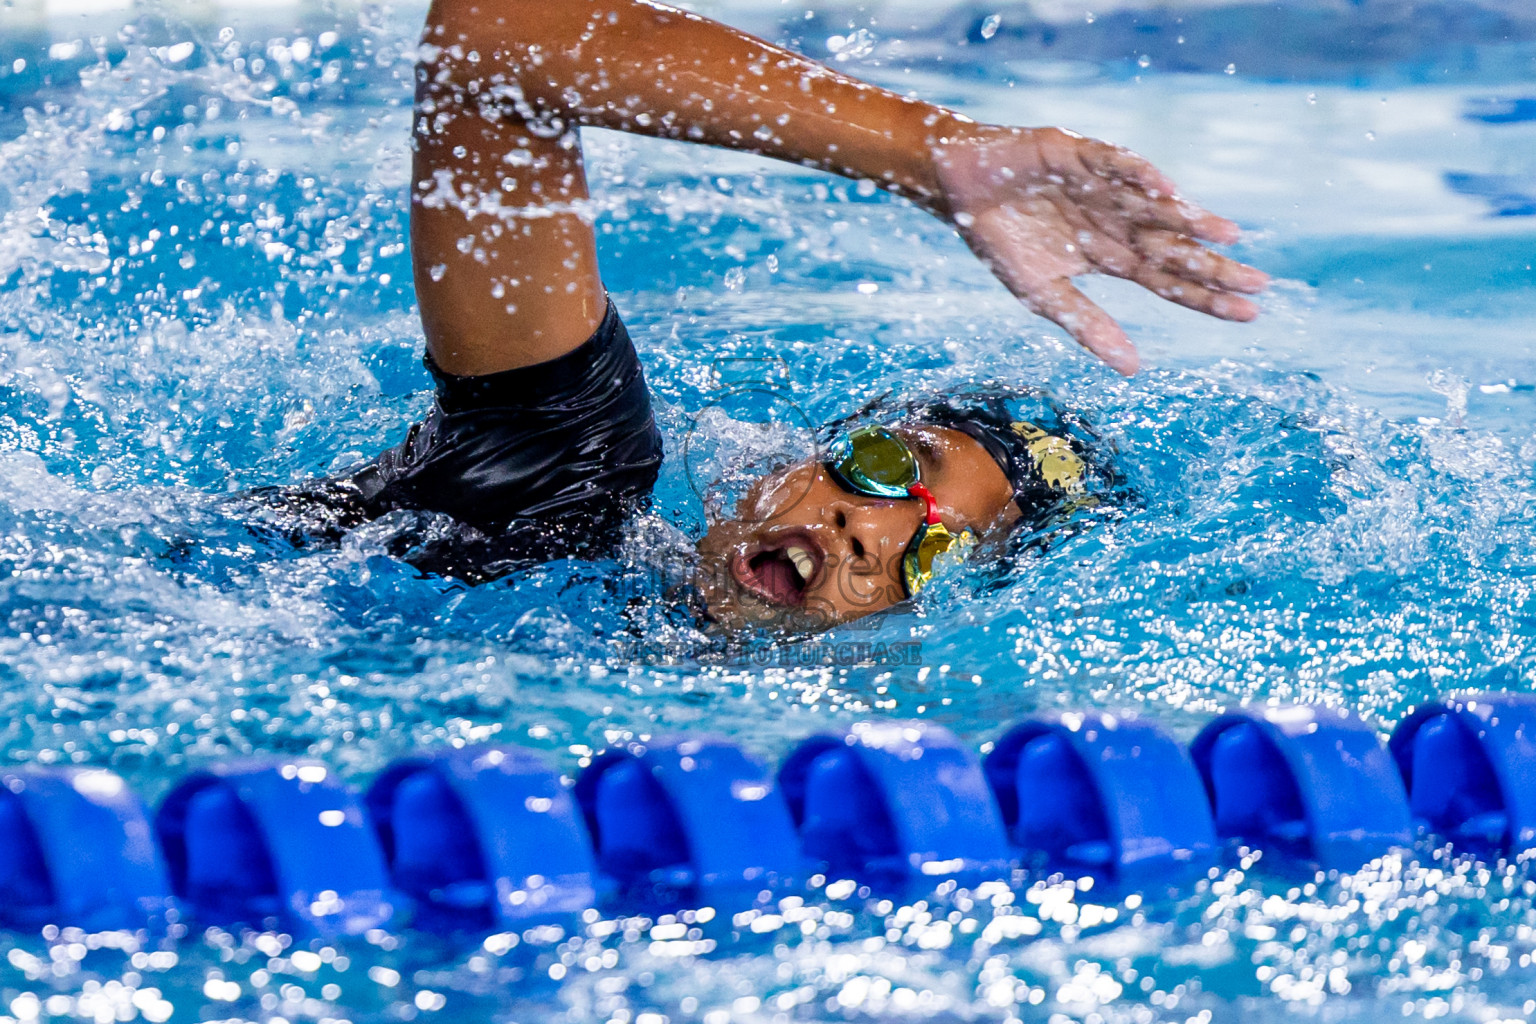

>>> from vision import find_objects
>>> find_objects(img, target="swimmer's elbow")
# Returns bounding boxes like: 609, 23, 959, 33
422, 0, 579, 59
418, 1, 612, 122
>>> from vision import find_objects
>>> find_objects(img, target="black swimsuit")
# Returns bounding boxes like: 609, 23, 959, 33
355, 302, 662, 535
244, 301, 663, 581
247, 303, 1106, 584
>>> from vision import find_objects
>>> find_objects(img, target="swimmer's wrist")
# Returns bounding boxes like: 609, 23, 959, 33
838, 103, 972, 217
913, 114, 998, 219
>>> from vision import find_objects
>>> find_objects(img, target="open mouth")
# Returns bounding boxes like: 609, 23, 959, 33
731, 534, 823, 607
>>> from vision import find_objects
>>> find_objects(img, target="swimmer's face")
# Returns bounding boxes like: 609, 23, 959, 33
694, 426, 1019, 632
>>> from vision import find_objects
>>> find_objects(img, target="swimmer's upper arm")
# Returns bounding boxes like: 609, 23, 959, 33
411, 0, 950, 376
410, 4, 607, 376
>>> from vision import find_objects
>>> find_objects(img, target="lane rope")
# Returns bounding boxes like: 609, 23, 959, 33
0, 693, 1529, 936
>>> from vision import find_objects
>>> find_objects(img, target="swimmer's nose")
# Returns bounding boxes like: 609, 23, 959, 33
826, 497, 898, 572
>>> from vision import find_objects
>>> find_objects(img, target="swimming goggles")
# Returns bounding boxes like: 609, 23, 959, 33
824, 426, 976, 598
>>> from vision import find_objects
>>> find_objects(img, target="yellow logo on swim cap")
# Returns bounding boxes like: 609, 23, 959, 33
1012, 421, 1086, 494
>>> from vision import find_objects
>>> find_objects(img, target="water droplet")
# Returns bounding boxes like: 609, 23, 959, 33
1365, 131, 1376, 141
979, 14, 1002, 40
1224, 63, 1237, 75
826, 29, 876, 61
1137, 54, 1151, 69
1307, 92, 1317, 105
1084, 12, 1096, 24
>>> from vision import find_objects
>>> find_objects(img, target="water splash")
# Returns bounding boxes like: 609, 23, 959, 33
0, 3, 1534, 1022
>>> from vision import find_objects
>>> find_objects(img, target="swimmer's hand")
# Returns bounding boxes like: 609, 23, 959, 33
931, 124, 1269, 375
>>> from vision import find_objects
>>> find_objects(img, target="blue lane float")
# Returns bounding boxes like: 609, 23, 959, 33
0, 768, 173, 932
1190, 705, 1412, 869
1389, 693, 1536, 854
984, 712, 1218, 888
10, 693, 1536, 938
367, 746, 597, 931
573, 737, 799, 899
777, 722, 1012, 885
155, 761, 396, 936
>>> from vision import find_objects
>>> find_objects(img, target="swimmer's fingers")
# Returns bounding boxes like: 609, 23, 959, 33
1018, 276, 1140, 376
1123, 265, 1261, 322
1089, 184, 1241, 245
1132, 228, 1269, 293
1054, 213, 1261, 324
1036, 133, 1238, 244
1071, 205, 1266, 304
964, 199, 1139, 373
1055, 131, 1178, 201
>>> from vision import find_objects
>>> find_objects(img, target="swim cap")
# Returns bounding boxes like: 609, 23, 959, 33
903, 388, 1108, 529
820, 383, 1116, 533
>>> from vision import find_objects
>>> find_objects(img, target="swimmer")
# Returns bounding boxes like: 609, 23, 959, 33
268, 0, 1268, 632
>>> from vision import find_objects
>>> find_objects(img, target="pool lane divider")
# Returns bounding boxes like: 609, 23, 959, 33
778, 722, 1012, 886
0, 768, 173, 932
155, 762, 394, 934
367, 746, 598, 931
1390, 694, 1536, 852
984, 712, 1218, 888
0, 692, 1532, 937
1190, 705, 1413, 869
573, 736, 799, 900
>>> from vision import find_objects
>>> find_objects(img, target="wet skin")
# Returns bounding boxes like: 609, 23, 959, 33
694, 427, 1020, 631
412, 0, 1267, 378
405, 1, 1270, 635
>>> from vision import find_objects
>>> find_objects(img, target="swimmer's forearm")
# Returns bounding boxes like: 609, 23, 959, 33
421, 0, 963, 209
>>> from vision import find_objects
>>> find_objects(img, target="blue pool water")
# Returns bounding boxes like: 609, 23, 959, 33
1, 0, 1535, 1019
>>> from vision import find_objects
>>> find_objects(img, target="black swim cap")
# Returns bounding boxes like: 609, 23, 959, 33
822, 384, 1110, 533
822, 383, 1116, 532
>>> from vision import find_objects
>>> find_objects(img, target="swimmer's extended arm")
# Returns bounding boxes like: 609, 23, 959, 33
413, 0, 1268, 376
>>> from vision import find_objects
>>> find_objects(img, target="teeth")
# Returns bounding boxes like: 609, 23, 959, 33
785, 544, 815, 582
